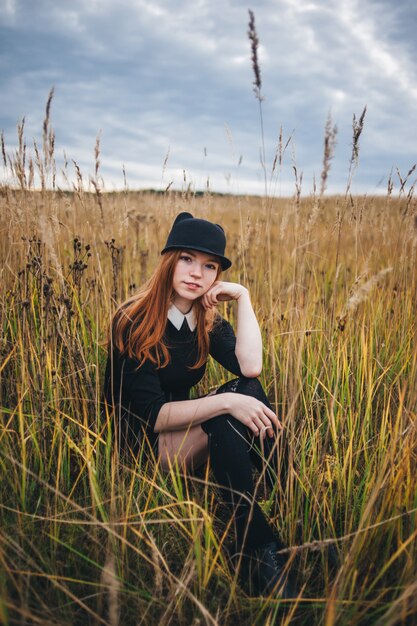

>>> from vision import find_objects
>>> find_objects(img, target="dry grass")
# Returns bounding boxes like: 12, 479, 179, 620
0, 105, 417, 626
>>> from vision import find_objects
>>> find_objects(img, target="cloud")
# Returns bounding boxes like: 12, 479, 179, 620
337, 0, 417, 103
0, 0, 416, 195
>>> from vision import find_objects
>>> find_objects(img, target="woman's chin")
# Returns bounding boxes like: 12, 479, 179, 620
173, 292, 199, 308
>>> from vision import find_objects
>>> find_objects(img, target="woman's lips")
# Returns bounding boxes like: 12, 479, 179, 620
184, 282, 201, 290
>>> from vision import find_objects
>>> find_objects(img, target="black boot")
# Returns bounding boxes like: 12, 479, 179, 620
246, 540, 299, 598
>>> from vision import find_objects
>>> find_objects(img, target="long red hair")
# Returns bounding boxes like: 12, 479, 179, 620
109, 250, 222, 369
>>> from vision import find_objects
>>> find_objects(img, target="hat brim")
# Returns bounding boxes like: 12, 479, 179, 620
161, 245, 232, 270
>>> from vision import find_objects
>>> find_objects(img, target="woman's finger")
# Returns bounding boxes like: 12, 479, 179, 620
256, 415, 274, 440
253, 416, 265, 434
264, 405, 283, 430
207, 282, 234, 302
205, 289, 217, 304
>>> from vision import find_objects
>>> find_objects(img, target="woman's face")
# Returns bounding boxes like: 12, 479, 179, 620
172, 249, 220, 312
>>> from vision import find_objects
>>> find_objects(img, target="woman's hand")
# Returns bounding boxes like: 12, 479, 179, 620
224, 392, 283, 440
202, 281, 248, 310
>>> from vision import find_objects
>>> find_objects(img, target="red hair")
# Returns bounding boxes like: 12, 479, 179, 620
109, 250, 222, 369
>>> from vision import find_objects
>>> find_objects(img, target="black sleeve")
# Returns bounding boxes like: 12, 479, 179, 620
104, 347, 167, 434
209, 316, 242, 376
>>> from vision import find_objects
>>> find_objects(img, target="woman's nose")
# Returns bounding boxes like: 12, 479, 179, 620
190, 264, 202, 277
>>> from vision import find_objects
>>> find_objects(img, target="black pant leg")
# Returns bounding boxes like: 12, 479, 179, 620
201, 407, 277, 553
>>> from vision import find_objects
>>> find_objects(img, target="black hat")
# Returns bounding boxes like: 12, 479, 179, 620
161, 212, 232, 270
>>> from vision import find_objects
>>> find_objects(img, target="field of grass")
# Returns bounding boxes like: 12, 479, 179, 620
1, 113, 417, 626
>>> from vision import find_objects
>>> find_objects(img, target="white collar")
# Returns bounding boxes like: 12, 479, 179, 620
167, 303, 197, 332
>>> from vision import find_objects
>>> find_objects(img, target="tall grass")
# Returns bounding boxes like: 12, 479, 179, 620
1, 101, 417, 625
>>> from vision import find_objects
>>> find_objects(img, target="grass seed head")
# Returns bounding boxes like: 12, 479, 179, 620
247, 9, 263, 101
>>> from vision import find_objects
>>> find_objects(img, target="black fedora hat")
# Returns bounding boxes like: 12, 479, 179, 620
161, 212, 232, 270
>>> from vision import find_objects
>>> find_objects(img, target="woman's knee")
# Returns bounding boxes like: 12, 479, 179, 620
201, 412, 230, 435
216, 376, 268, 405
201, 412, 252, 447
215, 376, 264, 396
236, 376, 265, 397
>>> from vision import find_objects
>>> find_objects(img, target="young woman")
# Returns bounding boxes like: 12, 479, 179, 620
104, 212, 297, 597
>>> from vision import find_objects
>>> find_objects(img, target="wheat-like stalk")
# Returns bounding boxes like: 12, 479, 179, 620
247, 9, 262, 101
320, 111, 338, 197
338, 267, 393, 329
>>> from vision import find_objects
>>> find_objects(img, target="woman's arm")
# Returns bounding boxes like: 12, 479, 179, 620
153, 391, 282, 439
234, 288, 263, 377
203, 282, 263, 378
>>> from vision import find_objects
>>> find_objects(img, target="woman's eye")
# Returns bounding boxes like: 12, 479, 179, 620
180, 255, 191, 262
206, 264, 217, 270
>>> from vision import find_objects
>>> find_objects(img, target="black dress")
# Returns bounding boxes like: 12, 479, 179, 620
103, 315, 242, 457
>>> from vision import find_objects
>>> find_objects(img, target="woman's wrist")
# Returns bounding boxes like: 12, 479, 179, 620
235, 286, 249, 301
211, 391, 234, 415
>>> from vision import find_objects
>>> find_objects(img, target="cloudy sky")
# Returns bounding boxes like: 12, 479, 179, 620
1, 0, 416, 195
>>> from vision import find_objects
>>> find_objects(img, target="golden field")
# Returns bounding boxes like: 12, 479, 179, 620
1, 121, 417, 625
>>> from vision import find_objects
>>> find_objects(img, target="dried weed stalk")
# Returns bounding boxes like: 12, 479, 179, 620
248, 9, 267, 197
346, 105, 367, 196
248, 9, 262, 101
320, 111, 338, 197
337, 267, 393, 330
